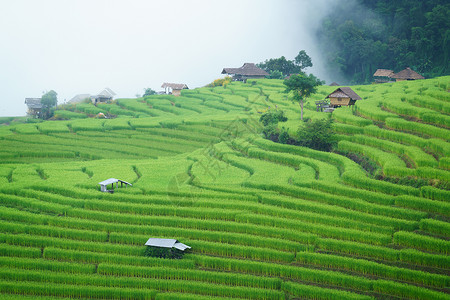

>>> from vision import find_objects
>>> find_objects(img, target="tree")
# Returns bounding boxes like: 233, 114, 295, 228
294, 50, 313, 71
143, 88, 156, 96
297, 118, 336, 152
40, 90, 57, 119
283, 74, 323, 121
258, 50, 314, 77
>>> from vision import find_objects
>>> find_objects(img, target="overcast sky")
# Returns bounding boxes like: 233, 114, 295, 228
0, 0, 337, 116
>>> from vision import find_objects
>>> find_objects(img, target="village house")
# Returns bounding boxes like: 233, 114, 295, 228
161, 83, 189, 96
326, 87, 362, 108
221, 63, 269, 81
24, 98, 43, 118
391, 67, 424, 82
373, 69, 395, 83
90, 88, 116, 105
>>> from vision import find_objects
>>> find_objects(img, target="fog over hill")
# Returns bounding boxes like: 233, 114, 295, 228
0, 0, 341, 117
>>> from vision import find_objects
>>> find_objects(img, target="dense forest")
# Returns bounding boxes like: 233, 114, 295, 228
318, 0, 449, 84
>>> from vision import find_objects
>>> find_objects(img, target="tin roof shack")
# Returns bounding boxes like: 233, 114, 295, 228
91, 88, 116, 105
391, 67, 424, 82
373, 69, 395, 83
144, 238, 191, 259
326, 87, 362, 108
161, 83, 188, 96
25, 98, 43, 118
222, 63, 269, 82
98, 178, 132, 193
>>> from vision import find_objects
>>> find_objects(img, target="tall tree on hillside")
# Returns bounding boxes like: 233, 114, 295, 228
40, 90, 57, 119
258, 50, 313, 77
284, 74, 323, 121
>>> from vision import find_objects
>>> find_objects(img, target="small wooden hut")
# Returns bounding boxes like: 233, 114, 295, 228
98, 178, 132, 193
391, 67, 424, 82
90, 88, 116, 105
221, 63, 269, 81
24, 98, 42, 118
161, 83, 188, 96
373, 69, 395, 83
144, 238, 191, 259
326, 87, 362, 107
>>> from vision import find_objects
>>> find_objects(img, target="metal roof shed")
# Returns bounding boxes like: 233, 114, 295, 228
145, 238, 191, 251
98, 178, 132, 193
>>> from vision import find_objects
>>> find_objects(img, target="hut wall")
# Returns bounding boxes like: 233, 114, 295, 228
330, 97, 351, 107
172, 89, 182, 97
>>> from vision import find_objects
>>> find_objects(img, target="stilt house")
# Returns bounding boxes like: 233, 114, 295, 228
326, 87, 362, 107
24, 98, 43, 118
391, 67, 424, 81
161, 83, 188, 96
221, 63, 269, 81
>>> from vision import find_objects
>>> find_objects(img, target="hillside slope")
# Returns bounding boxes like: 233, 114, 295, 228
0, 77, 449, 299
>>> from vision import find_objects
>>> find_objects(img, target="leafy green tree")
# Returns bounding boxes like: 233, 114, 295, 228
294, 50, 313, 71
40, 90, 57, 119
284, 74, 323, 121
267, 70, 284, 79
143, 88, 156, 96
297, 118, 336, 152
258, 50, 314, 77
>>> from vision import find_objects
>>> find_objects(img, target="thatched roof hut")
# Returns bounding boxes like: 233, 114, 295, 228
329, 82, 340, 86
326, 87, 362, 107
221, 63, 268, 81
391, 67, 424, 81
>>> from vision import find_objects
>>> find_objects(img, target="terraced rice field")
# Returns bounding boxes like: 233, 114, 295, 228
0, 78, 449, 299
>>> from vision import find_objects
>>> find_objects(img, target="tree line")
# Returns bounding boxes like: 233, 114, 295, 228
317, 0, 449, 84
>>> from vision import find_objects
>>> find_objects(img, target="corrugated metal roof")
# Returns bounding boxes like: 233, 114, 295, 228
145, 238, 191, 251
98, 178, 132, 186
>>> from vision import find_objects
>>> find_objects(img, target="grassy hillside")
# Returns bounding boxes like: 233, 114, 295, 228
0, 77, 449, 299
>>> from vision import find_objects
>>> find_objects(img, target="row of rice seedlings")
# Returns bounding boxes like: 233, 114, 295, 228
282, 281, 373, 300
393, 231, 449, 255
136, 127, 220, 143
258, 193, 417, 231
372, 279, 448, 300
395, 195, 450, 217
37, 121, 71, 134
317, 238, 450, 269
332, 107, 373, 127
155, 292, 239, 300
405, 95, 450, 114
385, 117, 449, 141
12, 123, 40, 134
97, 103, 142, 117
0, 268, 284, 300
0, 256, 95, 274
342, 171, 422, 197
1, 233, 144, 257
420, 186, 450, 201
362, 125, 450, 157
246, 181, 425, 222
108, 226, 303, 253
355, 100, 399, 122
295, 252, 448, 288
244, 146, 341, 182
383, 165, 450, 181
419, 219, 450, 237
0, 280, 156, 300
193, 197, 394, 235
338, 134, 437, 168
234, 213, 391, 246
249, 137, 365, 177
0, 243, 42, 259
116, 99, 161, 117
0, 219, 107, 243
337, 140, 406, 171
44, 247, 194, 269
300, 181, 394, 206
97, 263, 281, 290
194, 255, 449, 299
53, 110, 88, 119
